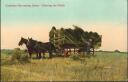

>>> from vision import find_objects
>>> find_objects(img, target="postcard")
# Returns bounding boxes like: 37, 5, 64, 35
1, 0, 127, 81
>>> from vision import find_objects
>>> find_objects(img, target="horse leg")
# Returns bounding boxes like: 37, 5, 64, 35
42, 52, 45, 59
39, 53, 42, 59
36, 53, 39, 59
49, 51, 52, 58
29, 52, 32, 58
43, 52, 45, 58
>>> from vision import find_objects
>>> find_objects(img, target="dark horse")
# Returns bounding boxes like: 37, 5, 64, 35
18, 37, 56, 59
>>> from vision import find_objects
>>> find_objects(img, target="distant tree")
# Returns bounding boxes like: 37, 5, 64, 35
114, 49, 120, 53
14, 48, 20, 51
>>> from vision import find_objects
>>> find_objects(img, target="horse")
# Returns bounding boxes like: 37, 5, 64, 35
18, 37, 40, 58
18, 37, 56, 59
28, 38, 56, 58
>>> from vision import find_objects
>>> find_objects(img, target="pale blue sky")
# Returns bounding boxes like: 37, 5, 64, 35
1, 0, 127, 51
1, 0, 127, 27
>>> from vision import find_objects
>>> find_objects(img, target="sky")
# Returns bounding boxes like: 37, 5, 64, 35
1, 0, 127, 51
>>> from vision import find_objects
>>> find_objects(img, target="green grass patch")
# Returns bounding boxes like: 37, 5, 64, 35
1, 51, 127, 81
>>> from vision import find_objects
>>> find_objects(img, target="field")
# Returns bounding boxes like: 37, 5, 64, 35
1, 50, 128, 81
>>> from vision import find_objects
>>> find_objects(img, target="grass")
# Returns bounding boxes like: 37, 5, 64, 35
1, 51, 128, 81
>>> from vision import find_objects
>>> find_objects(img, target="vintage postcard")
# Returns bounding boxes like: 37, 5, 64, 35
1, 0, 127, 81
